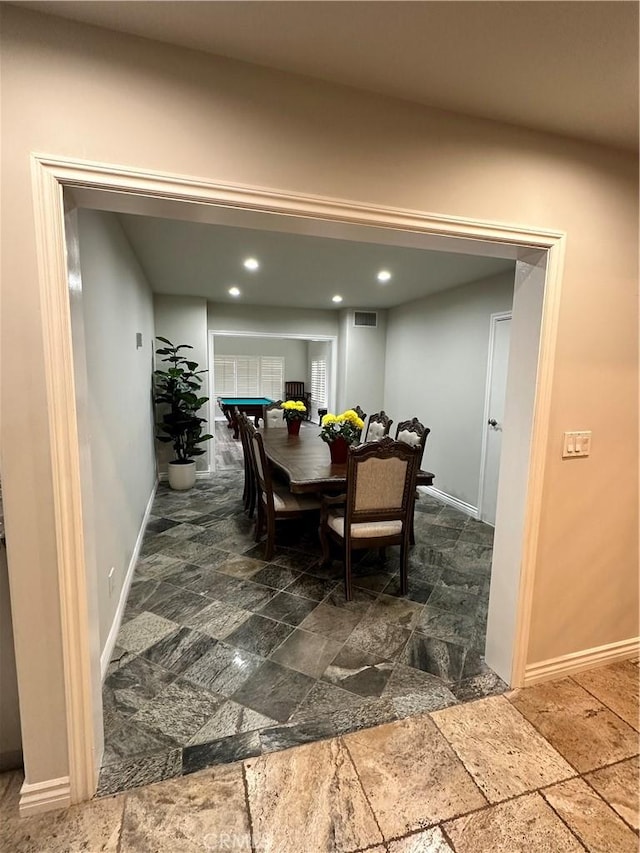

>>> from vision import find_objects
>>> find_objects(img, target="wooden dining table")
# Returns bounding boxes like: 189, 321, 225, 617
260, 426, 435, 494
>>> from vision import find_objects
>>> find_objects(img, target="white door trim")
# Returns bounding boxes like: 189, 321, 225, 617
28, 153, 565, 804
477, 311, 513, 522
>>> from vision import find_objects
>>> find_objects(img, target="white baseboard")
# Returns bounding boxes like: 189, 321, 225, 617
19, 776, 71, 816
419, 486, 479, 519
524, 637, 640, 686
99, 482, 158, 680
158, 469, 211, 482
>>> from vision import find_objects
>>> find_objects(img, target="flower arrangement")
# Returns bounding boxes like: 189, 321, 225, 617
320, 409, 365, 445
280, 400, 307, 421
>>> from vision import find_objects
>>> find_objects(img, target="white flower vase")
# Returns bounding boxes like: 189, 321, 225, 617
168, 460, 197, 491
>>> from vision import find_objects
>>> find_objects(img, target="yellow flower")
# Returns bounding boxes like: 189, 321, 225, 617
322, 413, 337, 425
281, 400, 307, 412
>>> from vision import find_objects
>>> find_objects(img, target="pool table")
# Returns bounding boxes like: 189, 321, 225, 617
218, 397, 273, 439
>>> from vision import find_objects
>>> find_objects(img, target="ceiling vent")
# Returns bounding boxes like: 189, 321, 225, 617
353, 311, 378, 328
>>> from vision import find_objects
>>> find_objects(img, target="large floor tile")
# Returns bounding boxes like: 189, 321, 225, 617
542, 776, 638, 853
573, 660, 639, 731
508, 677, 639, 772
232, 659, 315, 722
141, 625, 217, 675
184, 598, 252, 639
188, 700, 277, 744
322, 643, 394, 698
257, 590, 318, 626
387, 827, 454, 852
299, 601, 362, 641
344, 715, 486, 837
383, 664, 458, 717
225, 612, 294, 657
2, 794, 124, 853
431, 695, 575, 802
120, 764, 251, 853
181, 642, 264, 697
116, 611, 178, 654
103, 656, 176, 719
245, 738, 383, 853
270, 627, 343, 678
444, 792, 584, 852
97, 749, 183, 796
584, 756, 639, 830
132, 677, 223, 745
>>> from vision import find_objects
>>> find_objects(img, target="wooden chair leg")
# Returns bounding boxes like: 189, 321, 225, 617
399, 537, 409, 596
409, 496, 416, 546
265, 511, 276, 561
319, 521, 332, 566
344, 547, 353, 601
255, 500, 264, 542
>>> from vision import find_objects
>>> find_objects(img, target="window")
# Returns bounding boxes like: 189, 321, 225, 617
311, 359, 327, 407
214, 354, 284, 399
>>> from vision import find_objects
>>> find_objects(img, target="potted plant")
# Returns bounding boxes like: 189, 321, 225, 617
319, 409, 365, 463
153, 336, 213, 490
280, 399, 307, 435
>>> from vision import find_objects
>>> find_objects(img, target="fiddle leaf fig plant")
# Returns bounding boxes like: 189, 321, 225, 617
154, 336, 213, 463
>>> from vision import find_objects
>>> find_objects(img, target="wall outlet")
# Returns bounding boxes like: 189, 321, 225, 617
108, 566, 116, 596
562, 430, 591, 458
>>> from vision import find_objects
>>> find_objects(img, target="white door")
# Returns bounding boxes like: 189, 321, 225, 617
480, 314, 512, 525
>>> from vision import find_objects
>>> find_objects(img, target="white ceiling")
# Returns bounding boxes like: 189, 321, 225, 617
15, 0, 639, 151
118, 213, 515, 310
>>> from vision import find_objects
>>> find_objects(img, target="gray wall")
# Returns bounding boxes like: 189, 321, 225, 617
337, 309, 387, 416
208, 302, 338, 338
154, 294, 209, 472
384, 270, 515, 506
78, 210, 157, 651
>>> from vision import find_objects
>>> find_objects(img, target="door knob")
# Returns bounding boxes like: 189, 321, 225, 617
488, 418, 498, 427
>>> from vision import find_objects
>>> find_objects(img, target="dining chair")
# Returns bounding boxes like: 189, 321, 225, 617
395, 417, 431, 544
246, 420, 320, 560
237, 410, 257, 517
319, 436, 421, 600
364, 410, 393, 441
264, 400, 286, 428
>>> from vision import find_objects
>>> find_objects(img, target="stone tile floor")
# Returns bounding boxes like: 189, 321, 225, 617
1, 659, 637, 852
96, 465, 503, 796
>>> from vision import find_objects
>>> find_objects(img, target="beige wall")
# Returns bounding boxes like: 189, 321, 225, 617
1, 7, 637, 792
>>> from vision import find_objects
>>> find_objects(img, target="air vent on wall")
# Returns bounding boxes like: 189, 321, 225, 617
353, 311, 378, 328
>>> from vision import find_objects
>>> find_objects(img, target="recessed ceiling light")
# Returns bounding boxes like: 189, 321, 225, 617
228, 286, 241, 297
332, 295, 343, 303
377, 270, 392, 283
243, 257, 259, 271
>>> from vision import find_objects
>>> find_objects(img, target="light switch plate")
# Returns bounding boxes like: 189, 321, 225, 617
562, 430, 591, 458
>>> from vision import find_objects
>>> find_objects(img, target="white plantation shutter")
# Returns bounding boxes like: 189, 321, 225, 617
236, 357, 259, 396
260, 357, 284, 399
311, 359, 327, 407
214, 356, 237, 397
214, 354, 284, 398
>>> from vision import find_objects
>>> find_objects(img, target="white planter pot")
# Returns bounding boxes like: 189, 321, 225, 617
168, 460, 197, 491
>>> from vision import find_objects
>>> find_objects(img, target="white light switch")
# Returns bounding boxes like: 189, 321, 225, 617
562, 431, 591, 458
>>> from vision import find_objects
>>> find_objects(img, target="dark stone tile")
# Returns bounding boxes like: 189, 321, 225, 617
383, 663, 459, 716
162, 522, 208, 540
351, 571, 394, 594
232, 659, 316, 722
125, 577, 163, 612
216, 530, 260, 553
142, 582, 213, 624
177, 562, 243, 596
225, 613, 294, 657
250, 564, 302, 591
141, 626, 217, 675
365, 593, 424, 629
401, 634, 467, 684
438, 567, 483, 596
215, 553, 267, 579
185, 599, 252, 640
155, 538, 224, 566
146, 517, 180, 534
257, 590, 318, 626
182, 731, 262, 775
284, 573, 340, 601
270, 628, 343, 678
416, 524, 460, 548
288, 680, 370, 723
347, 617, 411, 660
427, 585, 479, 615
304, 560, 344, 581
452, 663, 508, 702
458, 519, 496, 546
188, 701, 276, 744
299, 602, 362, 642
139, 533, 179, 558
322, 644, 394, 698
103, 656, 175, 718
429, 507, 470, 530
132, 678, 224, 746
443, 541, 493, 574
407, 543, 448, 572
418, 606, 477, 646
324, 587, 377, 615
272, 548, 322, 571
181, 642, 264, 697
260, 697, 399, 753
97, 749, 182, 796
213, 577, 278, 612
102, 716, 177, 762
